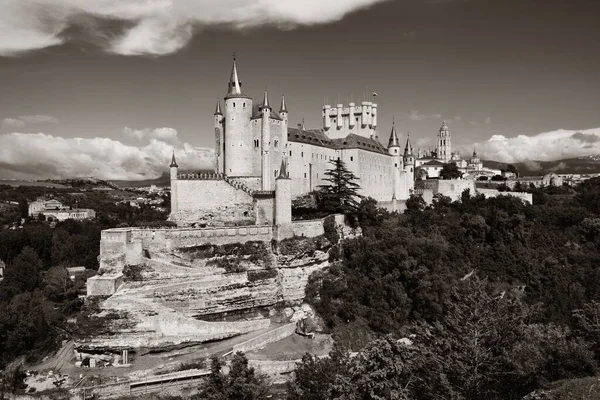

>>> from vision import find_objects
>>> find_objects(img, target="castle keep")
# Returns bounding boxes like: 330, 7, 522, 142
169, 57, 416, 228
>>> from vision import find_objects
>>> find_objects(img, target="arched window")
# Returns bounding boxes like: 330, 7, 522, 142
274, 139, 279, 148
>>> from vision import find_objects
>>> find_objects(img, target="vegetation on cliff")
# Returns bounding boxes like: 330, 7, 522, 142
290, 178, 600, 399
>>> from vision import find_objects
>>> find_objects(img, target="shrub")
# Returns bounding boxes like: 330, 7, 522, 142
323, 215, 340, 244
248, 269, 278, 282
122, 264, 147, 281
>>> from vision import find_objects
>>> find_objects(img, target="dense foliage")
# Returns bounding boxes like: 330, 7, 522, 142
194, 353, 269, 400
291, 177, 600, 399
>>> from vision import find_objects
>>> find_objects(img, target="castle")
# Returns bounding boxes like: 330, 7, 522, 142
169, 57, 418, 231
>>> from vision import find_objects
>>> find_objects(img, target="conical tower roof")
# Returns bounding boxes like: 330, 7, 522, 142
404, 134, 413, 156
388, 119, 400, 148
214, 98, 222, 115
170, 151, 178, 168
280, 95, 288, 113
277, 158, 289, 179
225, 55, 247, 99
260, 89, 271, 110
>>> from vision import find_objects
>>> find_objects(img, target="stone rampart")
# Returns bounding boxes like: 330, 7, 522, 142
291, 220, 325, 237
87, 274, 124, 296
477, 188, 533, 204
232, 323, 296, 353
172, 179, 255, 226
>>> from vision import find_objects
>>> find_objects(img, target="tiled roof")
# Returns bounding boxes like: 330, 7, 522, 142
286, 129, 387, 154
422, 160, 445, 166
287, 128, 336, 148
331, 134, 387, 154
251, 104, 282, 121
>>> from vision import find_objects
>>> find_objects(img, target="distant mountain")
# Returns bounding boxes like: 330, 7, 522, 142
110, 172, 171, 188
483, 155, 600, 176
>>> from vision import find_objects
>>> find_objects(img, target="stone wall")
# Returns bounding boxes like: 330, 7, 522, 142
171, 179, 255, 226
87, 274, 123, 296
291, 219, 325, 238
419, 179, 476, 202
232, 323, 296, 353
477, 188, 533, 204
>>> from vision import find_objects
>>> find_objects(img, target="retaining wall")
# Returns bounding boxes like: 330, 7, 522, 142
232, 323, 296, 353
87, 274, 123, 296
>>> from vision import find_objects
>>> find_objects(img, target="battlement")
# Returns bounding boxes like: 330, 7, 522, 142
324, 102, 378, 117
177, 172, 225, 180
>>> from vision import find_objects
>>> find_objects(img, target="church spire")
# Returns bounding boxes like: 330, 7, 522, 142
301, 118, 305, 130
388, 118, 400, 148
226, 54, 243, 98
214, 98, 222, 115
279, 95, 288, 113
170, 151, 178, 168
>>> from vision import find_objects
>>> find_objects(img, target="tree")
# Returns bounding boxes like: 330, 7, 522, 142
197, 353, 269, 400
317, 159, 362, 214
2, 247, 41, 296
491, 174, 507, 181
439, 163, 462, 180
287, 343, 351, 400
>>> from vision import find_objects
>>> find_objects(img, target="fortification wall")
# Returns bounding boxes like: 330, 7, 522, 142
232, 323, 296, 353
420, 179, 476, 202
172, 179, 254, 226
292, 219, 325, 238
477, 189, 533, 204
87, 274, 124, 296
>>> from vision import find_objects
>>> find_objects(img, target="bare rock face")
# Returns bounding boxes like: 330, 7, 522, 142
79, 236, 335, 351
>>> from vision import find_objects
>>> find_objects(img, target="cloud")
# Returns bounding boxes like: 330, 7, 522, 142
2, 115, 59, 128
409, 110, 449, 122
124, 127, 179, 145
469, 127, 600, 163
0, 0, 391, 57
571, 131, 600, 144
0, 128, 213, 180
2, 118, 25, 128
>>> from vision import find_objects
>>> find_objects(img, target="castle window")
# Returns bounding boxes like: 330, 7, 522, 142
301, 152, 304, 157
304, 173, 307, 178
395, 163, 398, 167
254, 139, 259, 148
233, 102, 236, 107
350, 156, 354, 161
274, 170, 278, 177
289, 151, 292, 157
274, 139, 279, 148
243, 102, 246, 107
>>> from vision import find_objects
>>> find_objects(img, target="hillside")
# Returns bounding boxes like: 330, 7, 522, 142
483, 155, 600, 176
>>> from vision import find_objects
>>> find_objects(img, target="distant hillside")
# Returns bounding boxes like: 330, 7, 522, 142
483, 155, 600, 176
110, 172, 171, 188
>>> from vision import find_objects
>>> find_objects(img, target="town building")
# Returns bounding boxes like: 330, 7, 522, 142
28, 198, 96, 221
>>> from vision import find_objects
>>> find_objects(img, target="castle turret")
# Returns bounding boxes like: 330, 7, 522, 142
336, 104, 343, 129
169, 151, 178, 217
323, 105, 331, 130
437, 120, 451, 163
388, 121, 403, 210
214, 98, 224, 174
279, 95, 288, 157
349, 102, 356, 128
260, 89, 272, 190
223, 55, 253, 176
275, 158, 293, 240
404, 134, 415, 183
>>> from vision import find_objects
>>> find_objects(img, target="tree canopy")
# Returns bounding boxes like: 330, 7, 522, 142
317, 159, 362, 214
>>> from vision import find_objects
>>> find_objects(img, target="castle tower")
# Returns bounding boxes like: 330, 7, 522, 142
169, 151, 178, 216
223, 55, 253, 176
387, 121, 402, 211
437, 120, 451, 163
275, 158, 293, 240
279, 95, 289, 157
214, 98, 224, 174
403, 134, 415, 183
260, 90, 272, 190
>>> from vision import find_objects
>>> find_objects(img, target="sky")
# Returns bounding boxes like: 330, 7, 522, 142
0, 0, 599, 180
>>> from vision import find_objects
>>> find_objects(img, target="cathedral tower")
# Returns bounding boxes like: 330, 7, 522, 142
387, 121, 402, 210
437, 120, 451, 163
223, 56, 253, 176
